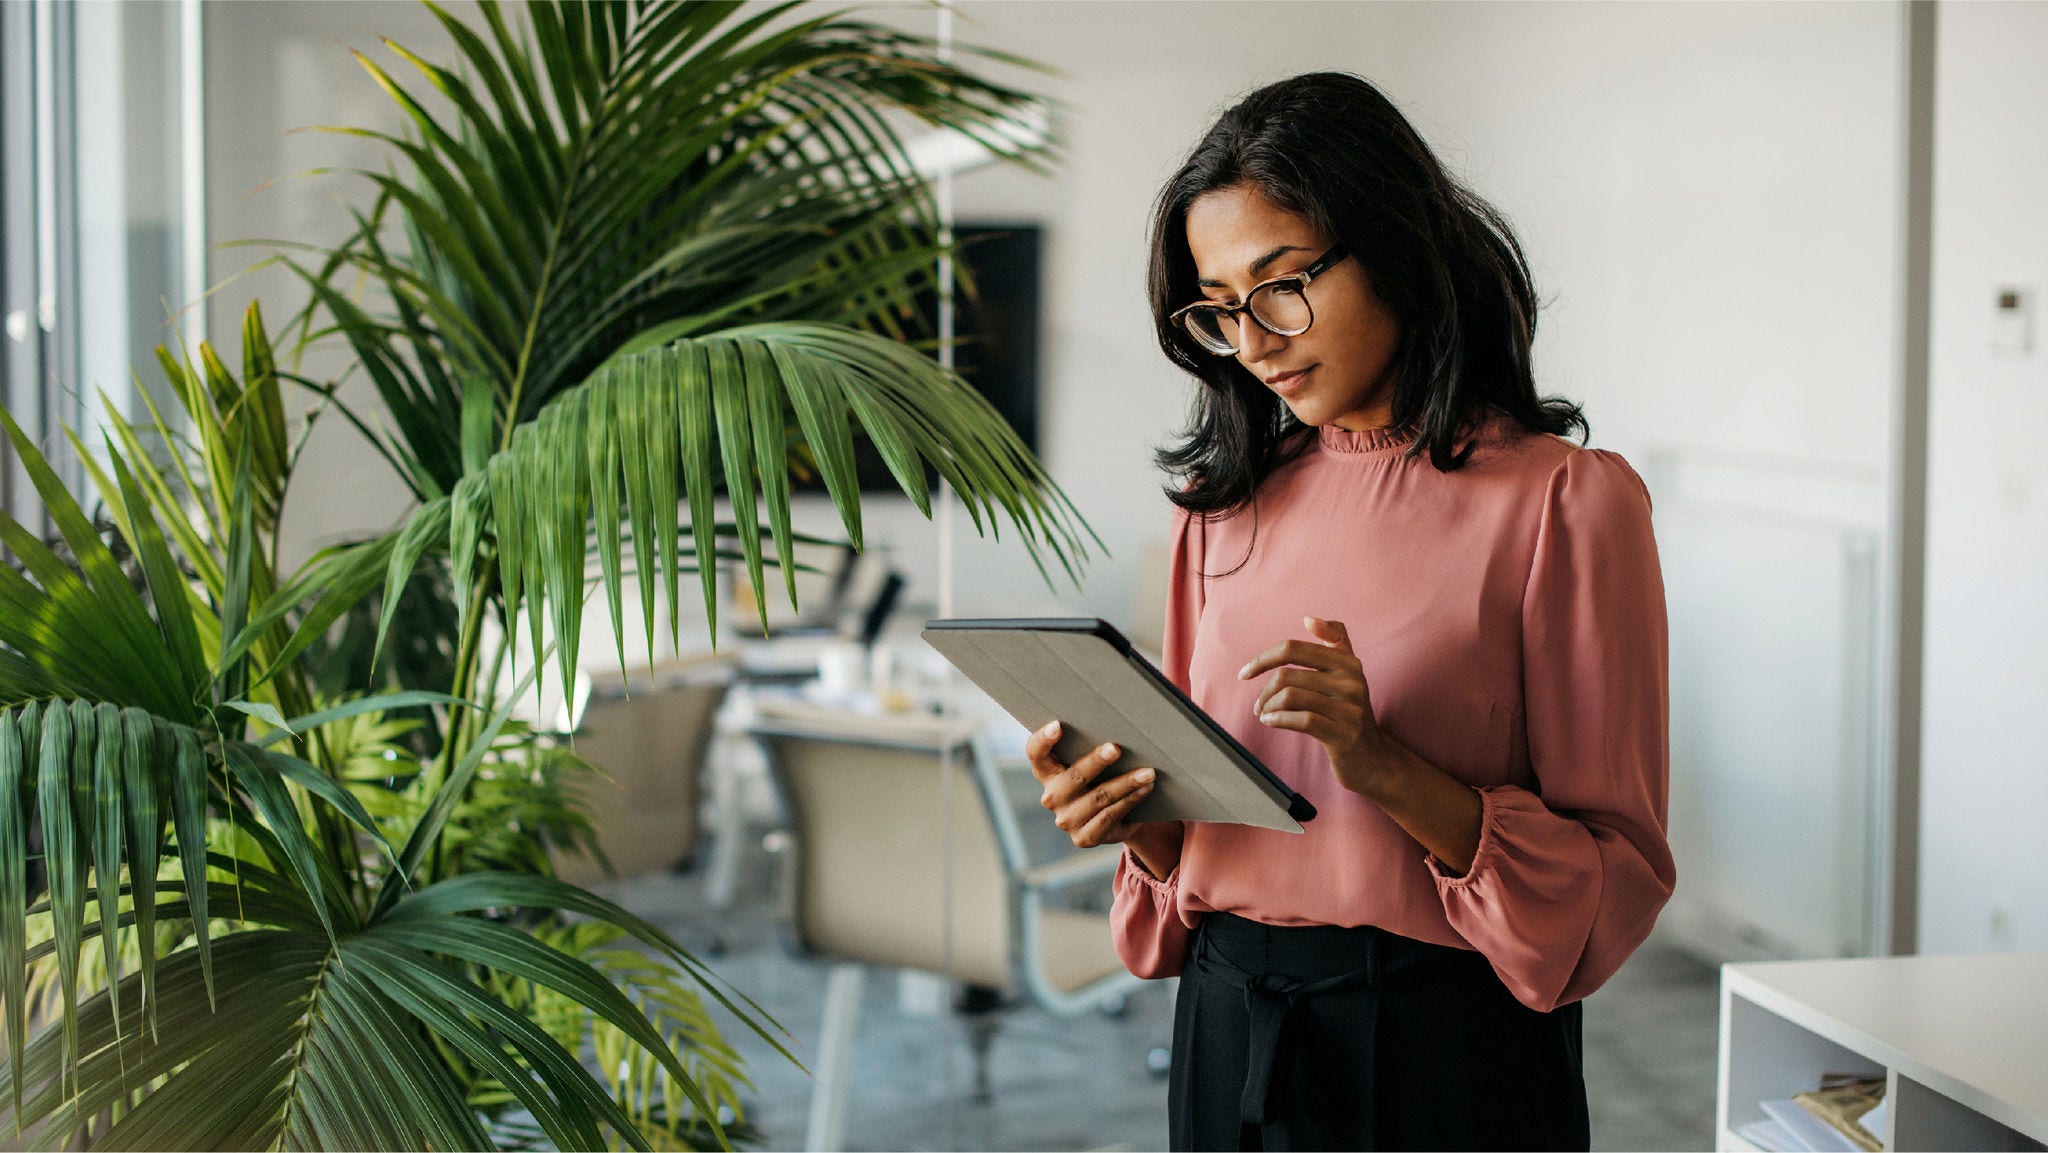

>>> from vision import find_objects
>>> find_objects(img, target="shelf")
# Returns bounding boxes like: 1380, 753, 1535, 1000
1719, 953, 2048, 1152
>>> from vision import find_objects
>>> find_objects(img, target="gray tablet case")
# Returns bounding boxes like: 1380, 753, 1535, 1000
921, 618, 1315, 832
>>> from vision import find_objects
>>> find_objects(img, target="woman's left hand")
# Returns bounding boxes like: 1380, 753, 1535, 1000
1239, 616, 1395, 797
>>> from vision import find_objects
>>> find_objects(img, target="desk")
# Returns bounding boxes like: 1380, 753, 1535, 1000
1718, 952, 2048, 1151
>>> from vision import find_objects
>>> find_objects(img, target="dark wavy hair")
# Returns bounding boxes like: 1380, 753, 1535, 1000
1152, 72, 1587, 515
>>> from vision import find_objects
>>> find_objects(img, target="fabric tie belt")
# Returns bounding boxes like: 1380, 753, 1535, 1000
1230, 964, 1378, 1130
1190, 917, 1386, 1149
1196, 917, 1482, 1146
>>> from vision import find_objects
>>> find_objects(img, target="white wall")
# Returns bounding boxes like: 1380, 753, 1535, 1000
1360, 2, 1904, 961
204, 1, 467, 567
1918, 0, 2048, 954
1355, 2, 1899, 471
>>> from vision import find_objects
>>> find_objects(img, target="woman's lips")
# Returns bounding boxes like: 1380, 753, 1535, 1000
1264, 366, 1314, 396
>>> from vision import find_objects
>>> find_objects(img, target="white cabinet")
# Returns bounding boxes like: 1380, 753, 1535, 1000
1718, 953, 2048, 1151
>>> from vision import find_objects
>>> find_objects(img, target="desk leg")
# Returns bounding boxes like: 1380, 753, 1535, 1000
806, 963, 866, 1153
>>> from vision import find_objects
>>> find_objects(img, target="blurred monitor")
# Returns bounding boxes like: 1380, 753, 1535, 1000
799, 223, 1041, 493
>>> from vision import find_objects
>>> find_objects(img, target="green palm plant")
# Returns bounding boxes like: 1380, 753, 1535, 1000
3, 0, 1095, 1148
284, 0, 1096, 700
0, 320, 778, 1149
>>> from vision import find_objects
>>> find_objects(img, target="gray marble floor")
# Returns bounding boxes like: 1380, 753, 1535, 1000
600, 843, 1719, 1152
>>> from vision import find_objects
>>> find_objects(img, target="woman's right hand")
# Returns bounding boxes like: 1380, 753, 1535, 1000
1024, 720, 1185, 878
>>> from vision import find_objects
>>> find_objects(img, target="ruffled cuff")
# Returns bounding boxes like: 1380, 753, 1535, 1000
1426, 784, 1503, 889
1426, 785, 1622, 1012
1111, 845, 1190, 979
1118, 845, 1179, 895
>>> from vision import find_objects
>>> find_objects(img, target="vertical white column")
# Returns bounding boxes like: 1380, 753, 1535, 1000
179, 0, 206, 353
33, 0, 61, 422
1879, 0, 1935, 958
73, 0, 129, 438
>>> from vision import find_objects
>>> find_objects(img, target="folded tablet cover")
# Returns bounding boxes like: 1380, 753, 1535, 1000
921, 618, 1314, 833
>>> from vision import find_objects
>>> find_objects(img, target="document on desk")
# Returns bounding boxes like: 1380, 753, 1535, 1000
922, 618, 1315, 832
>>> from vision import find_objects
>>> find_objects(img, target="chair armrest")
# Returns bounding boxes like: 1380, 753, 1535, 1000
1019, 845, 1125, 894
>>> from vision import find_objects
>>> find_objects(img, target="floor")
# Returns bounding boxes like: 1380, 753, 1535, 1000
598, 825, 1722, 1153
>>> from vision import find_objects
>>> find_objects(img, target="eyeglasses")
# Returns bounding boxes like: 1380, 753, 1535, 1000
1170, 245, 1350, 355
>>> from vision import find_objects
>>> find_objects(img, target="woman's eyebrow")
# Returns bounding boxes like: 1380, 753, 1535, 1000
1196, 244, 1313, 288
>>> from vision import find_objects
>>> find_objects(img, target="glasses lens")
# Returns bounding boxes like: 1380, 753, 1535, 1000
1180, 307, 1238, 354
1250, 282, 1312, 336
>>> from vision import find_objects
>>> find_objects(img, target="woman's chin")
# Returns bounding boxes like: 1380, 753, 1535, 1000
1284, 399, 1329, 427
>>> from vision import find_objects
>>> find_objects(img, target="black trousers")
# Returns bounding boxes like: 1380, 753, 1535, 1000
1169, 912, 1590, 1152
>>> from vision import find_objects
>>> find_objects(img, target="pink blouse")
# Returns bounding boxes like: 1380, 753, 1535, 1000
1111, 416, 1676, 1013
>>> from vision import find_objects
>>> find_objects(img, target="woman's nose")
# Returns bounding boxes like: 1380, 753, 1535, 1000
1235, 315, 1286, 363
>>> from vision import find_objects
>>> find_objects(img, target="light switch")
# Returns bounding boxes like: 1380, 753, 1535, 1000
1992, 285, 2033, 358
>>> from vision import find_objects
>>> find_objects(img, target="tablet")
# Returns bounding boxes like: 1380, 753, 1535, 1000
921, 618, 1315, 832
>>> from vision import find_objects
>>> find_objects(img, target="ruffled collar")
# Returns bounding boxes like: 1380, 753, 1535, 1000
1316, 422, 1415, 456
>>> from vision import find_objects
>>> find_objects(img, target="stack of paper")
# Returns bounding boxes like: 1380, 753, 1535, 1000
1760, 1098, 1868, 1151
1736, 1116, 1801, 1151
1738, 1087, 1886, 1152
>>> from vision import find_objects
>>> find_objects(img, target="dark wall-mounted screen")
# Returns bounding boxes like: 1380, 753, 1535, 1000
807, 223, 1041, 493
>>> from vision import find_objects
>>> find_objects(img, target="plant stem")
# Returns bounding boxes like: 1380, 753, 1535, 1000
425, 556, 499, 882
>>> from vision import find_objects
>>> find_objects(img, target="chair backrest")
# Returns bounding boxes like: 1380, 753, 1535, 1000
554, 668, 733, 884
756, 729, 1019, 990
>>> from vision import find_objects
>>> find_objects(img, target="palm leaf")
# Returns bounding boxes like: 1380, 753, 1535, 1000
0, 706, 32, 1115
495, 919, 752, 1151
0, 412, 199, 722
381, 870, 795, 1070
376, 324, 1099, 693
34, 700, 87, 1082
0, 930, 491, 1152
6, 866, 758, 1149
293, 0, 1058, 468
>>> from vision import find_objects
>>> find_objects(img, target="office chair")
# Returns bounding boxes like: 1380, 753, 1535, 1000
551, 655, 736, 887
744, 708, 1142, 1152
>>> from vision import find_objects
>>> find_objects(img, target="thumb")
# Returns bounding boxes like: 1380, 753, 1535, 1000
1305, 615, 1354, 652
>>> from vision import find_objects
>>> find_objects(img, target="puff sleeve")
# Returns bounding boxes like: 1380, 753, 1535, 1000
1429, 448, 1677, 1011
1108, 502, 1204, 978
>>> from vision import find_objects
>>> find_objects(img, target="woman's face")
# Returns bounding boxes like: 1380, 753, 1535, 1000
1182, 184, 1400, 431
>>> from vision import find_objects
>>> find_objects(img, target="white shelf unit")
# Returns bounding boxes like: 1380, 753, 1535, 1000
1719, 952, 2048, 1152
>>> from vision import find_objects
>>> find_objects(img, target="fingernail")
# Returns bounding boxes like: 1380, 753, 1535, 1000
1134, 768, 1155, 783
1238, 663, 1253, 680
1040, 720, 1060, 738
1260, 713, 1277, 724
1099, 742, 1119, 759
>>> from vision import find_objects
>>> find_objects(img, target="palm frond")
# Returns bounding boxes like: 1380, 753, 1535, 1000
0, 930, 488, 1151
293, 0, 1060, 479
0, 413, 205, 723
487, 919, 752, 1152
378, 324, 1099, 694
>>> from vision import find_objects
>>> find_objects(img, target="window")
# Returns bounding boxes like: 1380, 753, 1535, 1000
1, 0, 202, 537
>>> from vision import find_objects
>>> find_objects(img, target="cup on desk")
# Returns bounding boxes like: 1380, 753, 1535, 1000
816, 641, 867, 699
868, 642, 917, 713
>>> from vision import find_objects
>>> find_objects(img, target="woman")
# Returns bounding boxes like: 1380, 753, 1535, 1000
1025, 72, 1675, 1151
